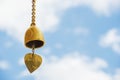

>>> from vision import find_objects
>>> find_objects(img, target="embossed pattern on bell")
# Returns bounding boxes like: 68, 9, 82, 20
24, 25, 44, 49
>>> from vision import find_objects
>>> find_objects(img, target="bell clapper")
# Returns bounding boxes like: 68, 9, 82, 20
32, 44, 35, 57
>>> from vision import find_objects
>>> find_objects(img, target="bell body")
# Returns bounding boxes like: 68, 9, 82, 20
24, 25, 45, 49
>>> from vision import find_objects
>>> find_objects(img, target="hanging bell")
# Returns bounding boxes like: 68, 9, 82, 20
24, 24, 45, 49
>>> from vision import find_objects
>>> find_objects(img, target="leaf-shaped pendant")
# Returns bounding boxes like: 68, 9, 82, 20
24, 53, 42, 73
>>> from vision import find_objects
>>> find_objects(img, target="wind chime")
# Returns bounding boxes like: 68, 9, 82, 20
24, 0, 45, 73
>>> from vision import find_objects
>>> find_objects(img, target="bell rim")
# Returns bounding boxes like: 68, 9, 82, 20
24, 40, 45, 49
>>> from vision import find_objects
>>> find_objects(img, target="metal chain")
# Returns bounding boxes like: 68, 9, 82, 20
31, 0, 36, 26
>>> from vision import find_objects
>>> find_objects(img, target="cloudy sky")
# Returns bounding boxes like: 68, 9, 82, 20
0, 0, 120, 80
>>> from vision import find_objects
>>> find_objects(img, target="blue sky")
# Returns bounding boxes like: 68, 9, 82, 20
0, 0, 120, 80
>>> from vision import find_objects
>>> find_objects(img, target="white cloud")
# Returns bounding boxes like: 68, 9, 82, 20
113, 69, 120, 80
19, 52, 114, 80
0, 0, 120, 42
0, 61, 10, 70
41, 47, 51, 55
19, 69, 30, 78
99, 29, 120, 54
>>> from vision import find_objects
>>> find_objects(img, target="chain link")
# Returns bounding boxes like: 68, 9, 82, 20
31, 0, 36, 26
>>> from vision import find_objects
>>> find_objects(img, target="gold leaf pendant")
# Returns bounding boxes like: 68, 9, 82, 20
24, 53, 42, 73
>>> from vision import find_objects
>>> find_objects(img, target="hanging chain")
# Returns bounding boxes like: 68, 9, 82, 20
31, 0, 36, 26
31, 0, 36, 56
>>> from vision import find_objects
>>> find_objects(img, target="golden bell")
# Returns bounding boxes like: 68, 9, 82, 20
25, 24, 45, 49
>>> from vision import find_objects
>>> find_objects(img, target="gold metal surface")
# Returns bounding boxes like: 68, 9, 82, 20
24, 0, 45, 73
24, 53, 42, 73
24, 25, 45, 49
